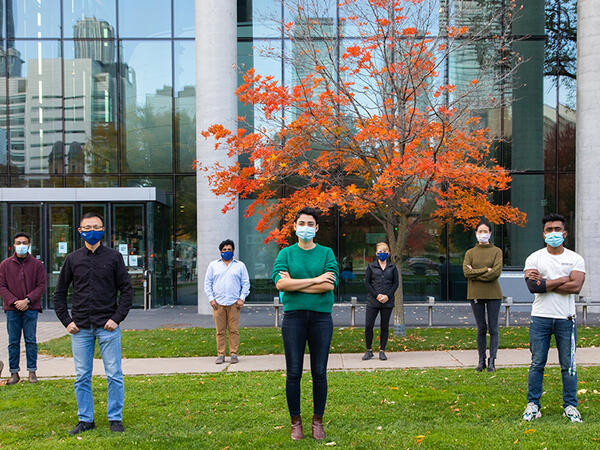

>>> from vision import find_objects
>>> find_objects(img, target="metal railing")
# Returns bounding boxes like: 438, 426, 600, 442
248, 295, 598, 327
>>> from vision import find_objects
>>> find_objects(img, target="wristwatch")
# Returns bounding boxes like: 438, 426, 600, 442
26, 297, 31, 305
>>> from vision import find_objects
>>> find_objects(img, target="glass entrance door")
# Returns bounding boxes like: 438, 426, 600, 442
112, 204, 146, 307
48, 205, 75, 308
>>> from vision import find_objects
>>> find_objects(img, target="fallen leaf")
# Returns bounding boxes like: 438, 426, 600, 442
389, 386, 399, 390
523, 429, 536, 435
274, 425, 284, 430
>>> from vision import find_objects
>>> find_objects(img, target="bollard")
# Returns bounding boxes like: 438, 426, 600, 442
583, 296, 591, 326
350, 296, 357, 327
274, 296, 280, 328
427, 296, 435, 327
504, 297, 513, 327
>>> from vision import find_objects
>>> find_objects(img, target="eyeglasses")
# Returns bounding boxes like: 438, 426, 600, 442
80, 226, 104, 231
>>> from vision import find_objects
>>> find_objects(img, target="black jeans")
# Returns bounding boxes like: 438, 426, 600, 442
364, 306, 393, 351
470, 299, 501, 360
281, 310, 333, 417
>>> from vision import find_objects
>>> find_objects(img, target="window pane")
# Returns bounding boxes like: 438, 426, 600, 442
174, 41, 196, 172
63, 0, 116, 38
511, 40, 545, 172
239, 199, 279, 302
338, 214, 383, 303
403, 221, 445, 302
13, 0, 61, 38
120, 41, 173, 173
175, 176, 197, 305
63, 41, 118, 174
9, 175, 63, 187
121, 176, 172, 192
174, 0, 194, 37
558, 173, 575, 249
239, 39, 282, 140
118, 0, 171, 37
9, 40, 63, 175
506, 173, 555, 267
65, 175, 118, 186
238, 0, 282, 39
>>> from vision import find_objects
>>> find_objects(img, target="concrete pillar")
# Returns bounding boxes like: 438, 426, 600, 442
576, 1, 600, 299
195, 0, 238, 314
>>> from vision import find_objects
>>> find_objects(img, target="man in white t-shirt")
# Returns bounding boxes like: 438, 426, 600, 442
521, 213, 585, 423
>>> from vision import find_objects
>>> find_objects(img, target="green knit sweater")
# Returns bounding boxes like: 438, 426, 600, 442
462, 244, 503, 300
272, 243, 339, 313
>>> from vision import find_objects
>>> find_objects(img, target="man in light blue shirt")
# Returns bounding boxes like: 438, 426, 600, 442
204, 239, 250, 364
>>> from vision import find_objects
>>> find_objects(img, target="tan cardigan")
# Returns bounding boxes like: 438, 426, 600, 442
462, 244, 503, 300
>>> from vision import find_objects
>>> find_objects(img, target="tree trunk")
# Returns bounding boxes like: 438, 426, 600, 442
384, 215, 408, 336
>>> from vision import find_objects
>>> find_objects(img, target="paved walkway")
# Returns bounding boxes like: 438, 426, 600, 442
3, 347, 599, 378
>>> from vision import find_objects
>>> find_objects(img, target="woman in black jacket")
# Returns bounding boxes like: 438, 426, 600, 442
363, 242, 399, 361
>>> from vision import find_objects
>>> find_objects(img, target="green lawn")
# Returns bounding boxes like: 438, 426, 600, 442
2, 367, 600, 449
38, 326, 600, 359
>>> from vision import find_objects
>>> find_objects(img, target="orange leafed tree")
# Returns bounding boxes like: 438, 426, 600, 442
199, 0, 527, 333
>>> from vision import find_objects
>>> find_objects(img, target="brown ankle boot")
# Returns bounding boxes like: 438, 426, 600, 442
28, 372, 38, 383
7, 373, 20, 385
312, 415, 325, 440
290, 415, 303, 440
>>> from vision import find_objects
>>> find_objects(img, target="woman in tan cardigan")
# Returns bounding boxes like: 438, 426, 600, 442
462, 219, 503, 372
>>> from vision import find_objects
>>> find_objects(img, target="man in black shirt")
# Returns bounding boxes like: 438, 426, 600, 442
54, 212, 132, 435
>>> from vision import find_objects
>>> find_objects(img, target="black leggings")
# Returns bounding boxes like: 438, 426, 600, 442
470, 299, 501, 360
364, 306, 393, 351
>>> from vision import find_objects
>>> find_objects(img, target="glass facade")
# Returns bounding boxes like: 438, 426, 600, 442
234, 0, 577, 302
0, 1, 577, 306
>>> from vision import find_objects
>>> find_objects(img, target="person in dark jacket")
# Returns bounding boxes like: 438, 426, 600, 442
363, 242, 399, 361
54, 212, 133, 435
0, 232, 46, 384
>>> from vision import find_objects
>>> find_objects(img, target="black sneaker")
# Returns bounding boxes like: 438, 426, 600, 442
110, 421, 125, 432
362, 350, 374, 360
379, 350, 388, 361
68, 421, 96, 435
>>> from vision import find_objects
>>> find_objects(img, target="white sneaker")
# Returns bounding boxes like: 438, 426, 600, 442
563, 405, 582, 423
522, 402, 541, 421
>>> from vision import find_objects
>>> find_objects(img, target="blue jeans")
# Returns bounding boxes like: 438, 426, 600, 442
527, 316, 577, 408
71, 327, 124, 422
6, 309, 38, 373
281, 310, 333, 417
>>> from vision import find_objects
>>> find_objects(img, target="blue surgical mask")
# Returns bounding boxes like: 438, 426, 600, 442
80, 230, 104, 245
544, 231, 564, 248
296, 225, 316, 242
15, 244, 29, 256
221, 251, 234, 261
377, 252, 389, 261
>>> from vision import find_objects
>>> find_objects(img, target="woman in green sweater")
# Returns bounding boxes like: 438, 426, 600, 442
272, 207, 338, 441
462, 219, 503, 372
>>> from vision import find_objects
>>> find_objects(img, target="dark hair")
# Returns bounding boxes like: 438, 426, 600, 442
294, 207, 320, 224
542, 213, 566, 229
80, 212, 104, 226
13, 232, 31, 243
219, 239, 235, 251
475, 219, 492, 233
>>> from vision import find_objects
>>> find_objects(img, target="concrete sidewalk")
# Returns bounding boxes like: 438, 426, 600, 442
6, 347, 600, 379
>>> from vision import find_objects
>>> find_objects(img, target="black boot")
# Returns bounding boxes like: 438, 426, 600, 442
476, 358, 486, 372
487, 357, 496, 372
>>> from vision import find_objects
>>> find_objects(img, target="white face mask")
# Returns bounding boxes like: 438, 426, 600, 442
476, 233, 491, 244
15, 244, 30, 256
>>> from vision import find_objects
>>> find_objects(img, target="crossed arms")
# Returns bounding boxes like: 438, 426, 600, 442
276, 271, 335, 293
524, 269, 585, 295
